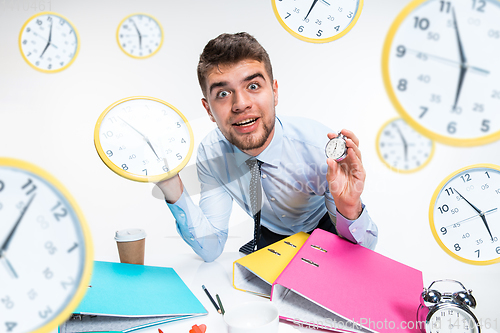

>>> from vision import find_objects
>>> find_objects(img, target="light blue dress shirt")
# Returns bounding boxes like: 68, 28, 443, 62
168, 116, 378, 262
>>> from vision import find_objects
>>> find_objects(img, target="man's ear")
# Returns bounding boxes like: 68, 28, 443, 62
273, 79, 279, 107
202, 98, 215, 122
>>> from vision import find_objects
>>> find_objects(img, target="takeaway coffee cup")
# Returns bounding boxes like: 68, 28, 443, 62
224, 301, 279, 333
114, 228, 146, 265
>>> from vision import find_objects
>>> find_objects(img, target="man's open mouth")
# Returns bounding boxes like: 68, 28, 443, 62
234, 118, 258, 127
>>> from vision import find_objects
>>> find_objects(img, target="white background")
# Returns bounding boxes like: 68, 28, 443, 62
0, 0, 499, 330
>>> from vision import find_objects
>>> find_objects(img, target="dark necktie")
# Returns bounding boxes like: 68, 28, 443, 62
239, 159, 263, 254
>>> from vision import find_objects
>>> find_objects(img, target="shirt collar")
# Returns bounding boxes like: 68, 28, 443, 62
232, 116, 283, 168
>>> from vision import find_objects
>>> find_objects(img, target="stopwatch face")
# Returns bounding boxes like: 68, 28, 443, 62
325, 136, 347, 161
430, 164, 500, 265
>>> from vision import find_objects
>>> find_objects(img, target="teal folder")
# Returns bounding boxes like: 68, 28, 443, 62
59, 261, 207, 333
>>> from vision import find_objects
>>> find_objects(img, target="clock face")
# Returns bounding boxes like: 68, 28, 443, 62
427, 305, 478, 333
116, 13, 163, 58
0, 158, 93, 333
19, 12, 79, 73
325, 136, 347, 161
376, 117, 434, 173
271, 0, 363, 43
94, 96, 194, 182
382, 0, 500, 146
429, 164, 500, 265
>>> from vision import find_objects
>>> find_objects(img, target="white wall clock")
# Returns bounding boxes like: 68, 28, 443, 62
116, 13, 163, 59
429, 163, 500, 265
376, 117, 435, 173
0, 158, 93, 333
382, 0, 500, 146
271, 0, 363, 43
94, 96, 194, 183
19, 12, 80, 73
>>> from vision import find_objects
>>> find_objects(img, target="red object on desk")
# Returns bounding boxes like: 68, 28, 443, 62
189, 324, 207, 333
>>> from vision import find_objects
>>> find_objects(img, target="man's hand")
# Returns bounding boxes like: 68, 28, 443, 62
155, 174, 183, 204
326, 129, 365, 220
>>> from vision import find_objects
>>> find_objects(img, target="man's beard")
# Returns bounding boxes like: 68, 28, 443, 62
224, 117, 275, 151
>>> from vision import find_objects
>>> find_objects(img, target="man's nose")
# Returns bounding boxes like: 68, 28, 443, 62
232, 91, 251, 112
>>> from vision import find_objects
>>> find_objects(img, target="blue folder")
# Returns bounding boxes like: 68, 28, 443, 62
59, 261, 207, 333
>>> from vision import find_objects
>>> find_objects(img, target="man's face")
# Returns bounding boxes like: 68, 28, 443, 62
202, 59, 278, 156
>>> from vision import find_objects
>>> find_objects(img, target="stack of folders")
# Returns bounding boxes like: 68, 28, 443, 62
233, 232, 310, 297
59, 261, 207, 333
270, 229, 423, 333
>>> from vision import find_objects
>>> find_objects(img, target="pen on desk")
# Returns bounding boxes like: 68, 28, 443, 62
216, 294, 225, 315
202, 285, 221, 314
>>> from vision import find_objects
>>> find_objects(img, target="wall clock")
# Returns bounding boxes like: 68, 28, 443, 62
382, 0, 500, 146
116, 13, 163, 58
94, 96, 194, 183
271, 0, 363, 43
376, 117, 435, 173
19, 12, 80, 73
0, 158, 93, 333
429, 163, 500, 265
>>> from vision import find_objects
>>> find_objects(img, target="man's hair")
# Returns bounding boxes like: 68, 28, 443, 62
197, 32, 273, 97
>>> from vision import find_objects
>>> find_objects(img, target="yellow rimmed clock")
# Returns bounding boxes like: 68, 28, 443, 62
382, 0, 500, 146
429, 163, 500, 265
376, 117, 435, 173
116, 13, 164, 59
19, 12, 80, 73
94, 96, 194, 183
0, 158, 93, 333
271, 0, 363, 43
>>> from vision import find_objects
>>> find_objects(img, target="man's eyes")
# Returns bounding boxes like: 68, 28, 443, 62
217, 91, 230, 98
248, 83, 259, 90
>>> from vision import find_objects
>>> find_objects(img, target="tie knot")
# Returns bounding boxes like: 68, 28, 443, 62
246, 159, 262, 170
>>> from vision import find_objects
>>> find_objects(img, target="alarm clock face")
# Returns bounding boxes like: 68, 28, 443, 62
271, 0, 363, 43
427, 305, 479, 333
376, 118, 434, 173
430, 164, 500, 265
0, 158, 93, 333
94, 97, 194, 182
117, 13, 163, 58
382, 0, 500, 146
19, 12, 79, 73
325, 135, 347, 161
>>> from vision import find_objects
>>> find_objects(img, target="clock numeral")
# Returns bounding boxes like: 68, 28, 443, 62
181, 138, 186, 144
285, 12, 291, 19
293, 7, 299, 13
1, 296, 14, 309
52, 201, 68, 221
488, 29, 500, 39
413, 17, 430, 30
475, 249, 480, 257
496, 246, 500, 254
481, 119, 491, 132
438, 204, 449, 214
472, 0, 486, 12
143, 169, 147, 175
327, 15, 334, 21
461, 173, 472, 182
396, 45, 406, 57
129, 154, 137, 160
0, 180, 4, 192
67, 242, 78, 253
481, 183, 489, 190
462, 233, 470, 239
122, 164, 129, 171
22, 178, 37, 195
36, 19, 42, 25
316, 30, 322, 37
430, 94, 441, 103
102, 131, 114, 139
491, 90, 500, 99
445, 187, 454, 195
418, 74, 431, 83
495, 189, 500, 194
419, 106, 429, 118
37, 216, 49, 229
106, 150, 113, 157
427, 32, 440, 40
27, 289, 37, 300
476, 238, 483, 245
59, 18, 65, 25
440, 227, 447, 235
473, 103, 484, 112
176, 153, 182, 160
43, 267, 54, 279
439, 1, 451, 13
397, 79, 407, 91
347, 11, 353, 19
162, 165, 169, 172
447, 121, 457, 134
5, 322, 17, 332
454, 243, 461, 251
298, 26, 304, 33
39, 306, 53, 318
492, 237, 499, 243
45, 241, 57, 255
61, 276, 75, 290
334, 25, 340, 32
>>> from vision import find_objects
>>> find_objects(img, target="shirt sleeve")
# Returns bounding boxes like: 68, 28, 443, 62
324, 190, 378, 250
166, 147, 233, 262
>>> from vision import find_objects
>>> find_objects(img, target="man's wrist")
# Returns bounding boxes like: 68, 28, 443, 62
337, 201, 363, 220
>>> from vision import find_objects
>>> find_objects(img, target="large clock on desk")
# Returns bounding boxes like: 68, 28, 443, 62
429, 164, 500, 265
0, 158, 93, 333
271, 0, 363, 43
382, 0, 500, 146
94, 96, 194, 183
19, 12, 79, 73
116, 13, 163, 59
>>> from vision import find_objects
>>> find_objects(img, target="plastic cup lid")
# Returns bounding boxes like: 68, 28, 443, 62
114, 228, 147, 242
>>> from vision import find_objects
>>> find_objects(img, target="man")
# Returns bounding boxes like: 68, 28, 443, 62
156, 32, 378, 262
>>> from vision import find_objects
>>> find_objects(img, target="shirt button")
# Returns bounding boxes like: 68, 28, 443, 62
282, 214, 286, 218
352, 228, 357, 233
180, 214, 185, 218
262, 174, 267, 179
271, 197, 276, 201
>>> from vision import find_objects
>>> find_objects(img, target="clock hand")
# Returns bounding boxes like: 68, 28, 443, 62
320, 0, 330, 5
305, 0, 319, 20
454, 189, 494, 241
0, 194, 36, 253
445, 207, 497, 229
0, 254, 18, 279
39, 21, 53, 58
131, 19, 142, 49
119, 117, 161, 160
405, 49, 489, 76
451, 7, 468, 111
393, 124, 408, 161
